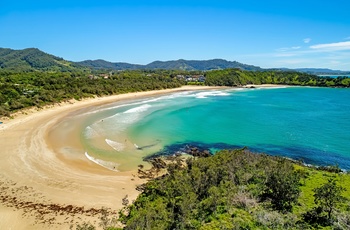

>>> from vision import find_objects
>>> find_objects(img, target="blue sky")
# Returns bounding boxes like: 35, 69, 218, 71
1, 0, 350, 70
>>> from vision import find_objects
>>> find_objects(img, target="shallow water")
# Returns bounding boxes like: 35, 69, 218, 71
50, 87, 350, 171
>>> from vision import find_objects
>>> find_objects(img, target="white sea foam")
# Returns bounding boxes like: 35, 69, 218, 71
77, 92, 192, 119
92, 121, 125, 136
84, 126, 100, 139
85, 152, 119, 171
254, 86, 288, 90
98, 104, 152, 126
105, 139, 125, 151
89, 113, 129, 134
110, 113, 140, 124
76, 103, 135, 117
124, 104, 152, 114
159, 91, 192, 100
195, 91, 231, 99
77, 98, 157, 117
98, 104, 151, 125
87, 112, 140, 137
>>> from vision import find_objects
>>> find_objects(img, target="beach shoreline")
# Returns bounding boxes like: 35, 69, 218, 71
0, 85, 230, 229
0, 84, 286, 229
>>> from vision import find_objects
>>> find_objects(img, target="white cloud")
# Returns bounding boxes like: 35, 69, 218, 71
276, 46, 301, 52
310, 41, 350, 51
239, 41, 350, 70
303, 38, 311, 43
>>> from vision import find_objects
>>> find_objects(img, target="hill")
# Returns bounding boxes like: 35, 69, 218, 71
0, 48, 84, 72
77, 59, 142, 70
77, 58, 263, 71
1, 47, 349, 73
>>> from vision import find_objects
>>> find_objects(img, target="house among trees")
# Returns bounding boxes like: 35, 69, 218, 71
180, 75, 206, 82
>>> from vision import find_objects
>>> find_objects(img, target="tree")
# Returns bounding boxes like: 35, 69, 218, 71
262, 159, 301, 212
313, 178, 346, 221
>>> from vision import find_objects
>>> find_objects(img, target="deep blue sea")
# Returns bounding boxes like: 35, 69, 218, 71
76, 87, 350, 171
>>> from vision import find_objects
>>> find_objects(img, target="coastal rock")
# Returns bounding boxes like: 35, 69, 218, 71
185, 146, 211, 157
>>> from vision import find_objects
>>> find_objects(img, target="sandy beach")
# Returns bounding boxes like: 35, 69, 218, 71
0, 84, 286, 229
0, 85, 230, 229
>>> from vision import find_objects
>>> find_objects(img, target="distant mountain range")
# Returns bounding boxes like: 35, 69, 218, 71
77, 59, 263, 71
0, 47, 349, 75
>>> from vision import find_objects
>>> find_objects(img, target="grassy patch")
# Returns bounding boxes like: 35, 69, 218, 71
295, 167, 350, 215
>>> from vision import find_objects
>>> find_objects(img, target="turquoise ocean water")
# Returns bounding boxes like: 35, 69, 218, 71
77, 87, 350, 171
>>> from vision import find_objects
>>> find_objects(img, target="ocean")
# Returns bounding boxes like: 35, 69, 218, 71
51, 86, 350, 171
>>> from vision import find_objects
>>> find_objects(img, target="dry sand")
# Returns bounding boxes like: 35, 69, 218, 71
0, 86, 226, 229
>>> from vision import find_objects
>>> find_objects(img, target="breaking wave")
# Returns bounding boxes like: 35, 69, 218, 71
195, 91, 231, 99
85, 152, 119, 171
124, 104, 152, 114
105, 139, 125, 151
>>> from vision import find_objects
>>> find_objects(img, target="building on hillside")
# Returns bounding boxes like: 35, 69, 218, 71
184, 75, 206, 82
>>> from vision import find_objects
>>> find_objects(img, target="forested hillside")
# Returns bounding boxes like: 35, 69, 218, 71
77, 59, 142, 70
0, 48, 262, 72
0, 48, 85, 72
77, 58, 262, 71
205, 69, 350, 87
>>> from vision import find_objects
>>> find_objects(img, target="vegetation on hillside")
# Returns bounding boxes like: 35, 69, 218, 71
205, 69, 350, 87
116, 149, 350, 230
0, 48, 260, 71
0, 70, 184, 117
77, 59, 262, 71
0, 48, 85, 72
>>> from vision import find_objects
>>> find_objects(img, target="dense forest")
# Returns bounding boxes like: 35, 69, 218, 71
0, 70, 185, 117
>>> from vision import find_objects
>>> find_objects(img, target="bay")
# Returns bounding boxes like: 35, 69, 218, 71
68, 87, 350, 171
